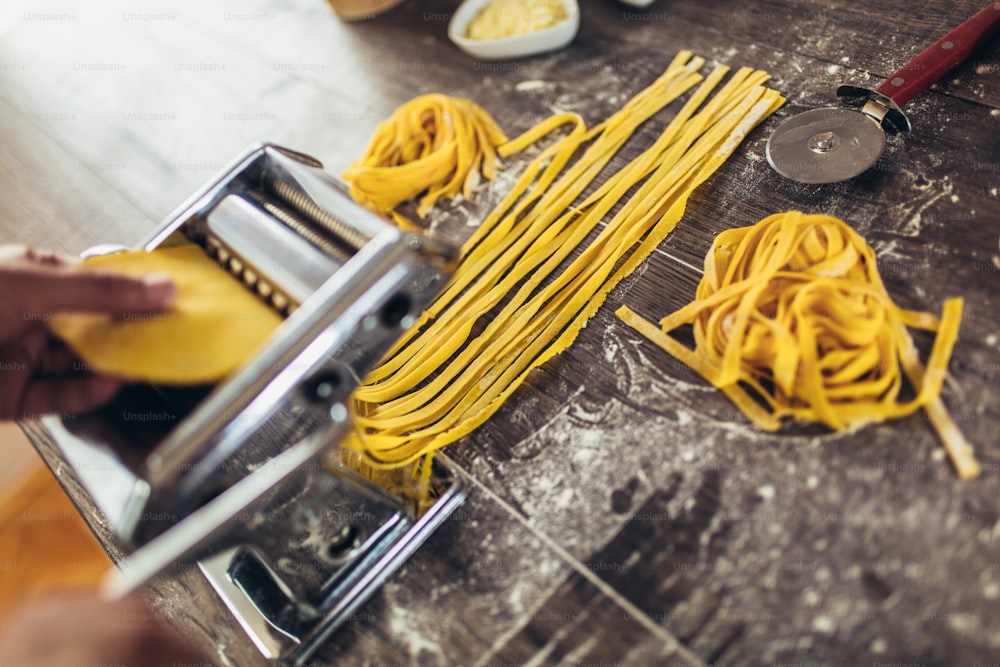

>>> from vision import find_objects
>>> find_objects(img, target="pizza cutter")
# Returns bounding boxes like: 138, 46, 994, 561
767, 2, 1000, 184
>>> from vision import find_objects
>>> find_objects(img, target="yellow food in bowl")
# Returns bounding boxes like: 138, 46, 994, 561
466, 0, 568, 40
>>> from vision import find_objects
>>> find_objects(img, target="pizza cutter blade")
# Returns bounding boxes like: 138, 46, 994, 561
766, 107, 886, 184
767, 1, 1000, 184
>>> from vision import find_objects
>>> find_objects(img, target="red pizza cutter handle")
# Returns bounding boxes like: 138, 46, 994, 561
876, 2, 1000, 108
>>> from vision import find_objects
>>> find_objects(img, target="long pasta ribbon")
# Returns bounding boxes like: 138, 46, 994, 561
343, 52, 785, 476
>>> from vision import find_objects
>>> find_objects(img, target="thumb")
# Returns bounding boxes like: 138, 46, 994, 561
11, 267, 176, 317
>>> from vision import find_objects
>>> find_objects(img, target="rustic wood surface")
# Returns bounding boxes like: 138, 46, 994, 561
2, 0, 1000, 665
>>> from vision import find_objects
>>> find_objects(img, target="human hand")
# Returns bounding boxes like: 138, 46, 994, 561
0, 245, 175, 421
0, 591, 209, 667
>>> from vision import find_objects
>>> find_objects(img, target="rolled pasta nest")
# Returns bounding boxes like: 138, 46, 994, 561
342, 94, 508, 226
617, 211, 979, 479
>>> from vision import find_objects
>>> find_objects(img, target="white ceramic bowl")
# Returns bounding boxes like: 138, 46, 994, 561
447, 0, 580, 60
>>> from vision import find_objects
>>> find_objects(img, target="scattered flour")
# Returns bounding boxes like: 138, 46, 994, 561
515, 80, 547, 92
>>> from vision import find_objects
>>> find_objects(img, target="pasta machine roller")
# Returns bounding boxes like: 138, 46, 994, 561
27, 143, 467, 665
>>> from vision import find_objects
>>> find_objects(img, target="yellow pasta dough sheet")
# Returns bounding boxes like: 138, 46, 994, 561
48, 245, 283, 384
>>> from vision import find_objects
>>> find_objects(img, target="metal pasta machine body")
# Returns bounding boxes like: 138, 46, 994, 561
31, 143, 467, 665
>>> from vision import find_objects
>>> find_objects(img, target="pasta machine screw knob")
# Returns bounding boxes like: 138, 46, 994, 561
305, 371, 342, 402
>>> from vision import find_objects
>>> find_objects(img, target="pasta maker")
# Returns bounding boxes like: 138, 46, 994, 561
26, 143, 467, 665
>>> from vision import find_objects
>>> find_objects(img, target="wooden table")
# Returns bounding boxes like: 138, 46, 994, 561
2, 0, 999, 665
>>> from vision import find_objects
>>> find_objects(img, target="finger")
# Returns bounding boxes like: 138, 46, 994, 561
35, 339, 81, 376
0, 592, 207, 667
22, 246, 74, 268
9, 267, 175, 318
0, 300, 46, 346
0, 244, 74, 268
0, 327, 47, 421
143, 624, 209, 667
20, 374, 122, 418
104, 596, 209, 667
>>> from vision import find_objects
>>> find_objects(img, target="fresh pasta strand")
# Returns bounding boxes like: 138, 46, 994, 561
342, 51, 784, 481
616, 211, 979, 480
363, 53, 710, 392
342, 94, 508, 225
